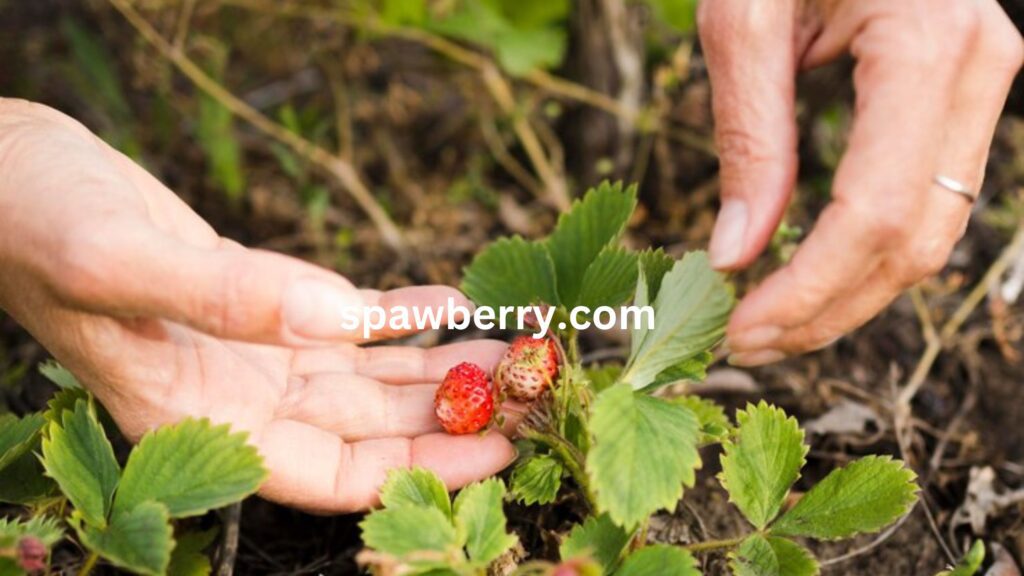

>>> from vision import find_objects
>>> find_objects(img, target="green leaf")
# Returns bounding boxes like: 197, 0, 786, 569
647, 351, 714, 390
621, 252, 734, 390
380, 467, 452, 519
492, 26, 566, 75
771, 456, 918, 540
360, 506, 461, 558
501, 0, 571, 28
674, 396, 731, 444
453, 478, 517, 565
114, 419, 266, 518
938, 541, 985, 576
646, 0, 699, 33
585, 364, 622, 394
720, 402, 807, 529
637, 248, 675, 302
616, 545, 700, 576
728, 535, 819, 576
0, 515, 64, 548
38, 360, 81, 389
575, 247, 640, 311
40, 400, 120, 528
510, 454, 563, 505
559, 514, 630, 574
0, 413, 45, 471
167, 528, 218, 576
43, 388, 90, 427
196, 41, 245, 200
546, 182, 638, 307
0, 451, 57, 504
586, 384, 701, 528
77, 501, 173, 576
461, 237, 559, 310
380, 0, 427, 26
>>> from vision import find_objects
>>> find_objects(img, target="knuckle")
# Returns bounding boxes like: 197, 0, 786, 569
207, 256, 260, 335
715, 127, 781, 166
54, 224, 119, 304
907, 240, 952, 278
979, 17, 1024, 73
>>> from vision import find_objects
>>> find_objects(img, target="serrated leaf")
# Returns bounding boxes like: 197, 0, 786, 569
674, 396, 731, 444
587, 384, 701, 528
77, 501, 173, 576
380, 467, 452, 519
720, 402, 807, 529
453, 478, 517, 565
0, 413, 45, 471
0, 515, 64, 547
938, 540, 985, 576
546, 182, 637, 307
114, 419, 266, 518
0, 450, 57, 504
43, 388, 90, 428
622, 252, 734, 390
729, 535, 819, 576
771, 456, 918, 540
461, 237, 559, 310
167, 528, 218, 576
646, 350, 714, 391
559, 514, 630, 573
510, 454, 563, 505
638, 248, 674, 302
576, 246, 639, 310
616, 545, 699, 576
38, 360, 81, 389
360, 506, 461, 558
40, 400, 119, 528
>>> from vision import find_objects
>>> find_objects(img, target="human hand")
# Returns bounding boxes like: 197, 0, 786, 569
699, 0, 1023, 364
0, 99, 516, 513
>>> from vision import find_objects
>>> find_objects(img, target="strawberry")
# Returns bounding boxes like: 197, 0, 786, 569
434, 362, 495, 434
495, 335, 560, 401
16, 537, 46, 573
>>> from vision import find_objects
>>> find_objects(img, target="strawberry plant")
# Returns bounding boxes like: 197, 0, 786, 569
0, 365, 266, 575
360, 182, 921, 575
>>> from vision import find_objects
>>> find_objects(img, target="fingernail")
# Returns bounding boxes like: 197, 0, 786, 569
729, 325, 783, 351
729, 349, 786, 367
710, 199, 749, 269
283, 278, 363, 339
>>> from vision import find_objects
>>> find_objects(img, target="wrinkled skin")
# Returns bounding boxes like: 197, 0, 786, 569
0, 100, 516, 513
701, 0, 1024, 364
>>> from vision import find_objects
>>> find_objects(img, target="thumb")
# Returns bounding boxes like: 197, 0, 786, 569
56, 222, 366, 345
699, 0, 800, 270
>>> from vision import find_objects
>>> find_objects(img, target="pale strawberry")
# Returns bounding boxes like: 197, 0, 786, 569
434, 362, 495, 434
495, 335, 560, 401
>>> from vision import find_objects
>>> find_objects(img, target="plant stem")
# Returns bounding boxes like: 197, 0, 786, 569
523, 429, 597, 509
682, 535, 746, 554
79, 552, 100, 576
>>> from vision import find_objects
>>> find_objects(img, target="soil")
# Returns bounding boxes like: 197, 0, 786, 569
1, 1, 1023, 575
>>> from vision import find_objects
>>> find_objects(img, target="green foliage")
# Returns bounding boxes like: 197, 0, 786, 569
0, 516, 63, 548
587, 384, 701, 528
938, 541, 986, 576
40, 400, 120, 528
674, 395, 731, 443
360, 468, 517, 573
644, 0, 699, 33
576, 247, 640, 311
621, 252, 734, 390
559, 514, 630, 573
167, 529, 218, 576
720, 402, 807, 529
381, 467, 453, 519
0, 413, 45, 470
454, 479, 518, 565
615, 545, 700, 576
509, 454, 563, 505
114, 419, 267, 518
77, 502, 174, 576
38, 359, 81, 390
771, 456, 918, 540
461, 237, 558, 311
729, 535, 818, 576
195, 39, 246, 200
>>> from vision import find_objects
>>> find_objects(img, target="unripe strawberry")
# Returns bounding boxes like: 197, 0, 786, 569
16, 536, 46, 573
495, 335, 560, 401
434, 362, 495, 434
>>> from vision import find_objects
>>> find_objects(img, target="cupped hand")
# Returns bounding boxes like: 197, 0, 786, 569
0, 99, 515, 513
700, 0, 1024, 364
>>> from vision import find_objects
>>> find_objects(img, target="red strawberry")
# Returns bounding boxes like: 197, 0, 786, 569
16, 537, 46, 573
495, 335, 560, 401
434, 362, 495, 434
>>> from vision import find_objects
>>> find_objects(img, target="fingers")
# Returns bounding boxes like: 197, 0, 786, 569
729, 0, 1023, 361
290, 340, 509, 383
52, 219, 472, 345
699, 0, 801, 269
256, 420, 516, 513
